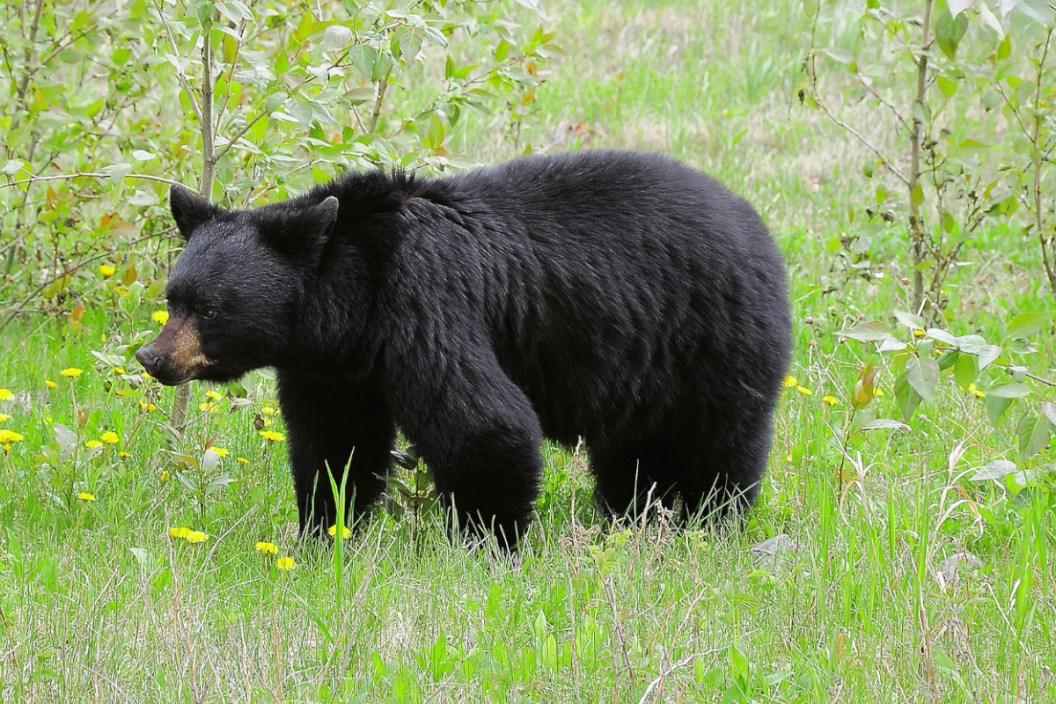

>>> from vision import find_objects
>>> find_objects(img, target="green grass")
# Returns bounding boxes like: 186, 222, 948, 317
1, 0, 1054, 701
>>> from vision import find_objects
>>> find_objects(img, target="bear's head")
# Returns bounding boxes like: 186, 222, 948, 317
136, 184, 339, 385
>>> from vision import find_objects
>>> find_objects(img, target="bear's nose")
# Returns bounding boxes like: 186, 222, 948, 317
135, 345, 160, 375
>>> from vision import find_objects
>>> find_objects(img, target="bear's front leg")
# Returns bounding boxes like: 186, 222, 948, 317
276, 369, 396, 537
389, 350, 543, 549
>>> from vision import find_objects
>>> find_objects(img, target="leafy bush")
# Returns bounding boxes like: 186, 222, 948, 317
0, 0, 556, 327
802, 0, 1056, 311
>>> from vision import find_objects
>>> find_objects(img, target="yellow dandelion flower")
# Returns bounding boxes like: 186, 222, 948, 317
967, 383, 986, 398
822, 395, 839, 406
111, 366, 126, 375
141, 371, 154, 380
210, 447, 229, 457
199, 402, 218, 412
276, 556, 296, 571
328, 524, 352, 540
99, 264, 116, 278
796, 385, 813, 396
185, 530, 208, 544
783, 375, 797, 388
168, 526, 191, 539
912, 329, 925, 337
0, 413, 10, 422
0, 388, 11, 401
100, 431, 119, 444
259, 430, 285, 442
45, 380, 57, 389
0, 429, 25, 444
874, 388, 885, 397
160, 470, 171, 482
119, 451, 131, 458
77, 491, 96, 502
152, 310, 169, 325
236, 457, 249, 464
205, 390, 222, 400
85, 439, 103, 449
139, 401, 157, 412
255, 541, 279, 555
261, 406, 280, 416
60, 367, 83, 378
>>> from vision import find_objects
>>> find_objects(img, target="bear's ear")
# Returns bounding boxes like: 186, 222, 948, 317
170, 184, 221, 240
263, 196, 340, 267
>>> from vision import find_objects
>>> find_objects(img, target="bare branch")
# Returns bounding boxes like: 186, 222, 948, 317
637, 650, 722, 704
150, 0, 204, 126
1, 171, 187, 190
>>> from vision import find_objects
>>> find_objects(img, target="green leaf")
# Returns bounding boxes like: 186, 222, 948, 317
970, 459, 1017, 481
985, 395, 1015, 425
985, 383, 1032, 427
348, 45, 378, 81
1006, 312, 1049, 340
956, 335, 1002, 368
202, 448, 221, 474
954, 352, 978, 388
927, 327, 957, 345
1043, 402, 1056, 428
372, 53, 394, 82
293, 11, 315, 43
838, 321, 892, 341
323, 25, 353, 51
1018, 412, 1053, 458
494, 38, 512, 62
906, 356, 939, 403
860, 418, 910, 431
894, 310, 927, 330
728, 645, 749, 681
937, 349, 958, 370
986, 383, 1030, 399
937, 74, 958, 98
895, 372, 923, 420
101, 163, 132, 186
911, 183, 924, 208
422, 111, 445, 150
934, 5, 969, 60
996, 34, 1012, 61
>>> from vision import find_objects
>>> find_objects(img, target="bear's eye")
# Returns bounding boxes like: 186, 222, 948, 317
201, 308, 218, 320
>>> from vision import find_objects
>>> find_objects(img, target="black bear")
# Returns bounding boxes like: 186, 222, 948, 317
137, 150, 791, 547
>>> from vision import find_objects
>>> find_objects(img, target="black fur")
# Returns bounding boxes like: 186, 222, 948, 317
147, 150, 792, 547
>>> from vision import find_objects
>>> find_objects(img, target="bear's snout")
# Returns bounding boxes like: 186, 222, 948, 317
135, 344, 160, 375
135, 315, 210, 385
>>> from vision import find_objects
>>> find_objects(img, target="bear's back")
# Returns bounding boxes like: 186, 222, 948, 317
415, 151, 791, 446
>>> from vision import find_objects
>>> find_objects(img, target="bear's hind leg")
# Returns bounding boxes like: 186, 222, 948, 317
675, 419, 774, 525
277, 370, 396, 537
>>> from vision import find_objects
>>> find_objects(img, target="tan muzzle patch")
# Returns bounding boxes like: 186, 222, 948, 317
141, 314, 210, 384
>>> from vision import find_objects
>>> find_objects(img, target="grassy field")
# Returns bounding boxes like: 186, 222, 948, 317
1, 0, 1054, 701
